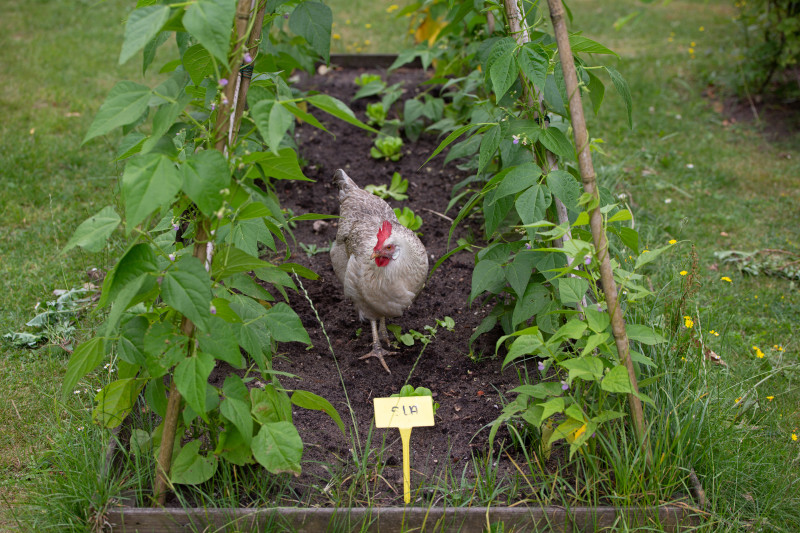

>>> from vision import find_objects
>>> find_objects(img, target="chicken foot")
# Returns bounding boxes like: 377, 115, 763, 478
359, 319, 397, 373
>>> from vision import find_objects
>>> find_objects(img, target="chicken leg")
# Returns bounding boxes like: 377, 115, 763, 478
379, 317, 391, 345
359, 319, 397, 373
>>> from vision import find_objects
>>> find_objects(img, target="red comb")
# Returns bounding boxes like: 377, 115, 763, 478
374, 220, 392, 251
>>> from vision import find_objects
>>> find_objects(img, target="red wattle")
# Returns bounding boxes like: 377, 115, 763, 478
375, 256, 391, 267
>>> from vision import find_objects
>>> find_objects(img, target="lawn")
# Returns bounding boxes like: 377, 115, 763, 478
1, 0, 798, 531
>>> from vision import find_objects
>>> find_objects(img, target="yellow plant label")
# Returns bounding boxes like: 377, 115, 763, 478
373, 396, 435, 428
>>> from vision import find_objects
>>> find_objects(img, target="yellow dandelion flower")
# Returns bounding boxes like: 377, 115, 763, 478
699, 26, 705, 31
684, 316, 694, 329
642, 249, 650, 253
669, 239, 677, 244
735, 397, 742, 404
680, 270, 688, 276
691, 41, 696, 47
766, 396, 774, 401
365, 23, 372, 29
793, 433, 798, 442
333, 33, 341, 40
753, 346, 765, 358
345, 19, 351, 24
721, 276, 732, 283
709, 330, 719, 336
668, 36, 674, 42
364, 39, 371, 45
688, 47, 695, 54
681, 356, 686, 362
386, 4, 399, 12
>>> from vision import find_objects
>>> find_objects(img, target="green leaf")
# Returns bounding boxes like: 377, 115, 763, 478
560, 356, 604, 382
171, 439, 219, 485
63, 206, 120, 253
83, 81, 151, 143
580, 332, 610, 357
422, 124, 476, 167
249, 148, 312, 181
117, 316, 149, 366
306, 94, 376, 133
540, 128, 575, 160
252, 421, 303, 475
62, 337, 106, 401
93, 378, 146, 428
98, 243, 158, 309
509, 382, 564, 399
291, 391, 345, 435
585, 69, 605, 115
608, 209, 632, 223
604, 66, 633, 129
251, 100, 294, 155
197, 318, 244, 367
119, 5, 171, 65
182, 44, 214, 86
569, 34, 618, 56
545, 169, 582, 212
601, 365, 633, 393
512, 282, 550, 327
502, 334, 544, 368
634, 243, 673, 270
491, 163, 541, 204
517, 43, 549, 90
264, 302, 311, 344
515, 184, 552, 238
183, 0, 235, 63
626, 324, 667, 345
289, 1, 332, 63
122, 153, 181, 229
161, 255, 213, 331
221, 375, 253, 445
174, 352, 215, 421
584, 308, 610, 333
278, 262, 319, 280
557, 277, 589, 304
478, 124, 501, 174
490, 47, 518, 101
505, 251, 536, 300
470, 259, 504, 303
181, 150, 230, 216
211, 244, 270, 280
539, 397, 565, 421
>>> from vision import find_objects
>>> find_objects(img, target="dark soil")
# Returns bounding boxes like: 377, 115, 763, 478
231, 66, 544, 505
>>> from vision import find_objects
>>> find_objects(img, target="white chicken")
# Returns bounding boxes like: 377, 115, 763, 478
330, 169, 428, 373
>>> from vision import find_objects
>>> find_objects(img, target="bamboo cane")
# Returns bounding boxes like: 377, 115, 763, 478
154, 0, 262, 505
503, 0, 585, 314
545, 0, 650, 453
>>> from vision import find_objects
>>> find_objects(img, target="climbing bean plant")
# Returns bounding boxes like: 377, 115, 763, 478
398, 0, 669, 458
62, 0, 374, 493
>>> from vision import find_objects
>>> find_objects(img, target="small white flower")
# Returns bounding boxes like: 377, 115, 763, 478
77, 426, 84, 431
74, 390, 81, 395
675, 114, 682, 120
168, 253, 176, 262
617, 193, 627, 200
664, 198, 672, 204
686, 163, 694, 169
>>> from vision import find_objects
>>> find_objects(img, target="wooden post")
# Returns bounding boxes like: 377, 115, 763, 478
545, 0, 650, 454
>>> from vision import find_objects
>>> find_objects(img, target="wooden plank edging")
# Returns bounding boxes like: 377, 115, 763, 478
106, 504, 700, 532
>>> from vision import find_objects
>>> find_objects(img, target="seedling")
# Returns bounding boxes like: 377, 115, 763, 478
365, 172, 409, 201
299, 241, 332, 257
370, 135, 404, 161
366, 102, 387, 127
354, 73, 382, 87
394, 206, 423, 232
386, 316, 455, 347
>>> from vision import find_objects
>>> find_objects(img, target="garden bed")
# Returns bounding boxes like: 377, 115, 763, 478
106, 63, 704, 529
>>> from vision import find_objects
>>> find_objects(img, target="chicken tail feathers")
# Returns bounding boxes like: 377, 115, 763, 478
333, 169, 358, 193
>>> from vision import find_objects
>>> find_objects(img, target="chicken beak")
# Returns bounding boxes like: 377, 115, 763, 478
370, 250, 380, 260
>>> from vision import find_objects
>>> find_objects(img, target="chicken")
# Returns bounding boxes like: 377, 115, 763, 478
330, 169, 429, 373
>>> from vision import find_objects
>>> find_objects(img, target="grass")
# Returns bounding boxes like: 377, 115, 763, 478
1, 0, 798, 531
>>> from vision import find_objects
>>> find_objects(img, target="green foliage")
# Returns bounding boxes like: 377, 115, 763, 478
365, 171, 409, 201
393, 206, 423, 232
734, 0, 800, 95
62, 0, 369, 486
387, 316, 454, 348
3, 287, 94, 350
370, 135, 404, 161
405, 0, 658, 460
391, 384, 440, 415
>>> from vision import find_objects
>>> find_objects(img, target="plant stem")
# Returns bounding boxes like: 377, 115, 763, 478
153, 222, 209, 505
546, 0, 650, 460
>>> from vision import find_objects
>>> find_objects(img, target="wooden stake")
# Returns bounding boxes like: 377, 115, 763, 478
546, 0, 650, 455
